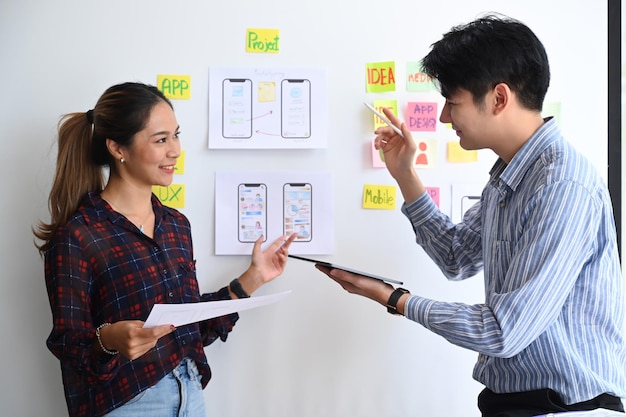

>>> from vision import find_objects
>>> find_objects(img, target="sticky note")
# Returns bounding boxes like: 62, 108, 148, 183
406, 102, 438, 132
258, 82, 276, 102
425, 187, 440, 207
157, 75, 191, 100
371, 99, 398, 130
246, 28, 280, 53
415, 138, 438, 168
447, 142, 478, 162
174, 150, 185, 175
363, 184, 396, 209
371, 138, 386, 168
153, 184, 185, 208
366, 61, 396, 93
406, 62, 436, 92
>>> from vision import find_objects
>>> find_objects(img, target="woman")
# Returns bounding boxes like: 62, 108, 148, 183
34, 82, 297, 417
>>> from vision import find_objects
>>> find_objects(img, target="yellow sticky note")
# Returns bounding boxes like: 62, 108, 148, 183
258, 82, 276, 102
246, 28, 280, 53
157, 75, 191, 100
366, 61, 396, 93
447, 142, 478, 163
362, 184, 396, 209
153, 184, 185, 209
174, 150, 185, 175
371, 99, 398, 130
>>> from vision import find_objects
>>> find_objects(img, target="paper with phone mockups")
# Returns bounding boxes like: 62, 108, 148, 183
143, 291, 291, 328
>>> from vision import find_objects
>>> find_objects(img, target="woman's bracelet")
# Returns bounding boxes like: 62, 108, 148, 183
95, 322, 119, 355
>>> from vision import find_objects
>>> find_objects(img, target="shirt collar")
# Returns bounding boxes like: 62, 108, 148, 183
488, 117, 561, 191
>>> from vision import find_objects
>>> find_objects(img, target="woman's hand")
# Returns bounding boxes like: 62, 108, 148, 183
95, 321, 175, 360
236, 233, 298, 296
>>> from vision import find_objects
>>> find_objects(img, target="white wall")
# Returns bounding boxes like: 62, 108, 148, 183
0, 1, 610, 416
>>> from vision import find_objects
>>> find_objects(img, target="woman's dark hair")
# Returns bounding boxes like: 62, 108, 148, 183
421, 14, 550, 111
34, 82, 172, 253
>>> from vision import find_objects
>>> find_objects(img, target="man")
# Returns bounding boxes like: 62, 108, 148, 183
317, 15, 626, 417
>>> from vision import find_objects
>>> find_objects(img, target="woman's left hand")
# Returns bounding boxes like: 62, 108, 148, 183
237, 233, 297, 296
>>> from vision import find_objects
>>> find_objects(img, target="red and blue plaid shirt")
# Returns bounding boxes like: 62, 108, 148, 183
45, 192, 238, 417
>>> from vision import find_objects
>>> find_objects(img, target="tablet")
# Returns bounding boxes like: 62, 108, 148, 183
288, 254, 403, 285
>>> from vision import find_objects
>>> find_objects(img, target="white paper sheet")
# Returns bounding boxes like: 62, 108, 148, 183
143, 290, 291, 328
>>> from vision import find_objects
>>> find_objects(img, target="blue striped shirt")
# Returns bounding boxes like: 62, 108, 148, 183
402, 118, 626, 404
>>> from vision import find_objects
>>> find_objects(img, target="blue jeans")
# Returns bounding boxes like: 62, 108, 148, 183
105, 358, 207, 417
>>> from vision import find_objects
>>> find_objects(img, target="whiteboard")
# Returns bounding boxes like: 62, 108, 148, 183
0, 1, 610, 416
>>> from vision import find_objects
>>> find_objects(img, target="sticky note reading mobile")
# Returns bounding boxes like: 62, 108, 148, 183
364, 102, 403, 137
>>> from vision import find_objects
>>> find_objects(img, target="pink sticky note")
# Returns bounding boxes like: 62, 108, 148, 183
406, 102, 438, 132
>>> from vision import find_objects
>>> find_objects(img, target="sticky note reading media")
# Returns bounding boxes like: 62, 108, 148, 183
363, 184, 396, 209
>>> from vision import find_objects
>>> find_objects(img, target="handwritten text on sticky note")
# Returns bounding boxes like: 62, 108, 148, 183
366, 61, 396, 93
153, 184, 185, 209
246, 28, 280, 53
157, 75, 191, 100
407, 102, 437, 132
406, 62, 436, 92
363, 184, 396, 209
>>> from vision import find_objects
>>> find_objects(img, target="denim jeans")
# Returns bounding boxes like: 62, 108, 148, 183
105, 358, 207, 417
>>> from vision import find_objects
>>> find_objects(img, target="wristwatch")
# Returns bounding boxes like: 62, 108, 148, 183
386, 287, 410, 315
229, 278, 250, 299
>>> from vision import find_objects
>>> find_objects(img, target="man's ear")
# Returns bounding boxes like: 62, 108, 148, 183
492, 82, 511, 114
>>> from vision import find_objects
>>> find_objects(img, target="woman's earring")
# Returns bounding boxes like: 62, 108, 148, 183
120, 158, 125, 164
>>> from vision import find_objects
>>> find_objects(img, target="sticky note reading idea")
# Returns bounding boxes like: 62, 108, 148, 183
157, 75, 191, 100
366, 61, 396, 93
363, 184, 396, 209
246, 28, 280, 53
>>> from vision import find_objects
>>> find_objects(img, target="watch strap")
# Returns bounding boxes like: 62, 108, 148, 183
229, 278, 250, 298
386, 287, 409, 315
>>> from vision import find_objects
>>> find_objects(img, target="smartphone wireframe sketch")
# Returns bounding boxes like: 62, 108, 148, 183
222, 78, 253, 138
281, 79, 311, 138
283, 183, 312, 242
461, 195, 480, 218
238, 183, 267, 242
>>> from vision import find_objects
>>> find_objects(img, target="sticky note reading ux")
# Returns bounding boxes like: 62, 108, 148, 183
363, 185, 396, 210
153, 184, 185, 209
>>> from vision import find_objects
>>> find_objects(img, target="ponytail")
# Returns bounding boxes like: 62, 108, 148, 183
33, 111, 104, 254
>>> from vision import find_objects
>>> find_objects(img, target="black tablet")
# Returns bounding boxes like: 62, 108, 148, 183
288, 254, 403, 285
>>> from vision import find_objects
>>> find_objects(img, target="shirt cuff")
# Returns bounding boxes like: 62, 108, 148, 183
404, 295, 436, 330
401, 192, 440, 227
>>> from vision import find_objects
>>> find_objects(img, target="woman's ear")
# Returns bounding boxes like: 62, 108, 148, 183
105, 138, 124, 162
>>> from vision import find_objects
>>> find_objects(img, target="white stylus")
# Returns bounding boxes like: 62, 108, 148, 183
363, 102, 403, 137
